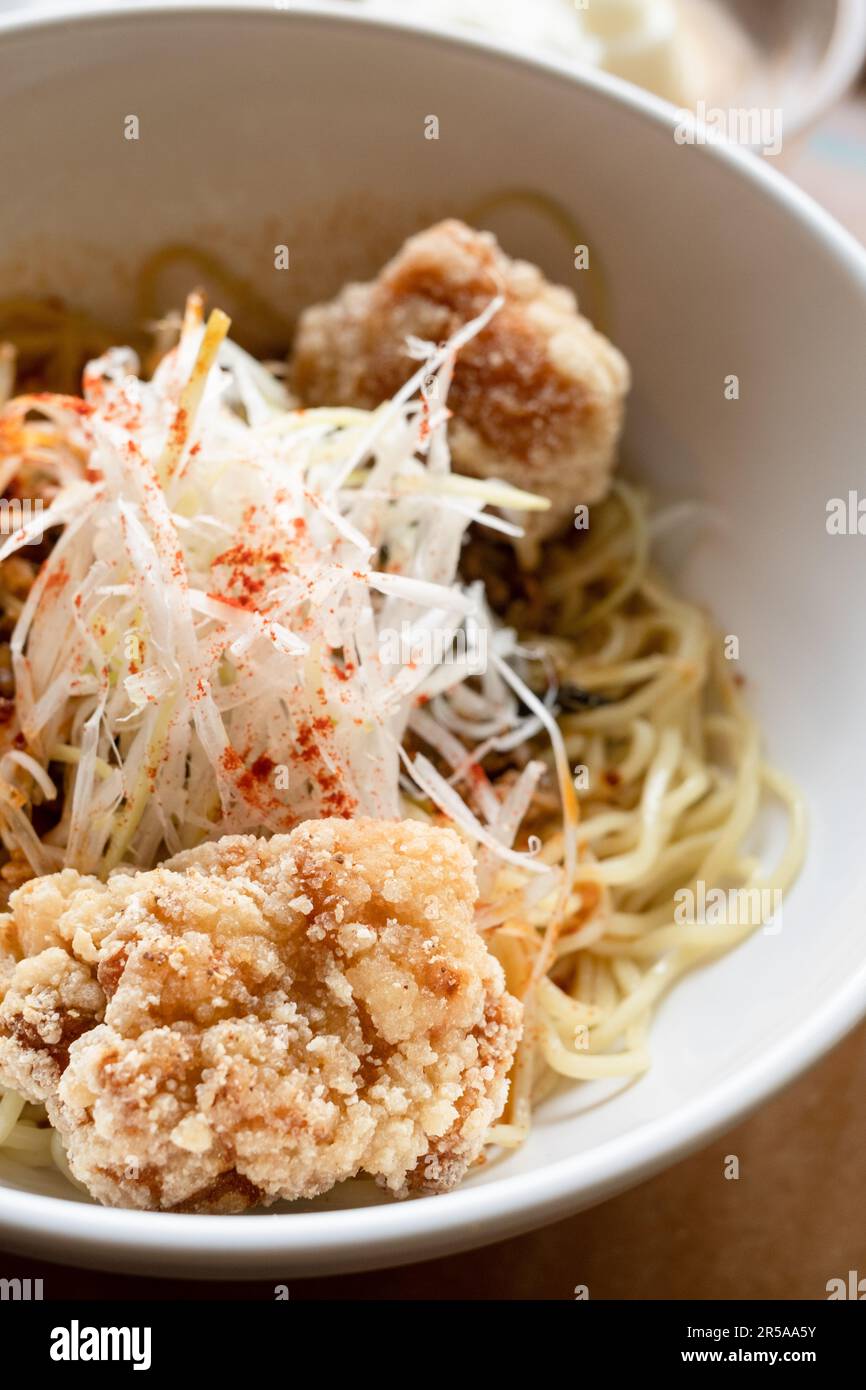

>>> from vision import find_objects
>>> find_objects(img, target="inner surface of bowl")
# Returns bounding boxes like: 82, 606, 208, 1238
0, 4, 864, 1272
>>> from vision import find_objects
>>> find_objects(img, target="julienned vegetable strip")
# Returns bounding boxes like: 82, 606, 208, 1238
0, 296, 561, 895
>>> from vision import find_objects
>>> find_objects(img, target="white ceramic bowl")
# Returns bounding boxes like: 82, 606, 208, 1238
0, 2, 865, 1280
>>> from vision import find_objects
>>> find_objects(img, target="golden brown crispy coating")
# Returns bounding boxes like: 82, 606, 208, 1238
0, 819, 521, 1211
0, 871, 107, 1101
290, 219, 630, 542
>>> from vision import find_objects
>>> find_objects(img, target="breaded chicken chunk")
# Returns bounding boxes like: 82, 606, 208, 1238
0, 872, 105, 1102
0, 819, 521, 1211
290, 219, 630, 543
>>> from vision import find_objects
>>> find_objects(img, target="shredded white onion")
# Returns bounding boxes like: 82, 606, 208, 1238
0, 300, 568, 890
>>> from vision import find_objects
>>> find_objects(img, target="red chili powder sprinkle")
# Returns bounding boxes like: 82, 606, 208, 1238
206, 592, 256, 612
291, 720, 357, 816
29, 393, 94, 418
43, 560, 70, 598
171, 407, 188, 443
221, 747, 244, 773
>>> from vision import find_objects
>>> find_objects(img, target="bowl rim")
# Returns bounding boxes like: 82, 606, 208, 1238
0, 0, 865, 1276
790, 0, 866, 137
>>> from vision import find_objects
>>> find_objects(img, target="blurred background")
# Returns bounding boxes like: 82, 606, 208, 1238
362, 0, 866, 235
0, 0, 863, 1300
1, 0, 864, 235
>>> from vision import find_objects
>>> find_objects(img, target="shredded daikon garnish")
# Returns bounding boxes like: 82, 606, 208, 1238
0, 297, 571, 897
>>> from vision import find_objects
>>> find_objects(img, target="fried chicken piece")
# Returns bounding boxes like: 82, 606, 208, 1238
0, 819, 521, 1211
290, 219, 630, 545
0, 871, 106, 1101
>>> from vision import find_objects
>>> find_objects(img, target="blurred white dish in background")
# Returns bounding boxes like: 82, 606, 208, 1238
364, 0, 866, 144
370, 0, 714, 104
